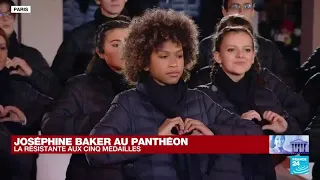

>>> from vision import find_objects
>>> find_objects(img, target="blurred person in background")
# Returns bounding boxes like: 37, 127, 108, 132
0, 27, 52, 180
42, 20, 130, 180
194, 0, 293, 87
63, 0, 99, 38
158, 0, 223, 39
0, 0, 61, 99
51, 0, 129, 85
258, 11, 272, 40
274, 19, 301, 77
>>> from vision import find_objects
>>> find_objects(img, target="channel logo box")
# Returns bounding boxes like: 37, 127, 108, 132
269, 135, 309, 155
289, 156, 309, 175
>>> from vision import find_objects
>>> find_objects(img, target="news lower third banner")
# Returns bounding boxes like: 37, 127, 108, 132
11, 135, 309, 154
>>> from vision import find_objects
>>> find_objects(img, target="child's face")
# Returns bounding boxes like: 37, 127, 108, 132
145, 41, 184, 86
98, 28, 128, 72
214, 31, 255, 77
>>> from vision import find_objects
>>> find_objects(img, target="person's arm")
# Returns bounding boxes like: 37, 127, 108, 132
262, 68, 310, 130
22, 85, 53, 128
201, 92, 263, 135
51, 33, 81, 85
41, 78, 106, 135
86, 93, 148, 166
2, 81, 53, 134
25, 48, 62, 99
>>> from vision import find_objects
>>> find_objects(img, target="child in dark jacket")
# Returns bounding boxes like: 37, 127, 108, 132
188, 15, 310, 130
86, 9, 263, 180
197, 26, 302, 180
42, 20, 131, 180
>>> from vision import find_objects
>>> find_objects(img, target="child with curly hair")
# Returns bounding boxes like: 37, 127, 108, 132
86, 9, 263, 180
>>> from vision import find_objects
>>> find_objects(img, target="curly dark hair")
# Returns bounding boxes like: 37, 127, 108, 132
211, 26, 261, 81
86, 19, 130, 72
122, 8, 199, 84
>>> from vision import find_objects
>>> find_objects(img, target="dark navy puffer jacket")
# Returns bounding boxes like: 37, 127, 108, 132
197, 71, 302, 180
189, 68, 310, 131
86, 88, 263, 180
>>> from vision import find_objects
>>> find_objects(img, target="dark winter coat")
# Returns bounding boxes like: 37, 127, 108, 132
301, 72, 320, 114
63, 0, 98, 32
42, 59, 128, 180
86, 87, 264, 180
197, 68, 302, 180
189, 67, 310, 131
297, 47, 320, 91
301, 73, 320, 164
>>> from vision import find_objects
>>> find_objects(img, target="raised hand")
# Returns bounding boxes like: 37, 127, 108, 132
158, 117, 184, 135
0, 105, 5, 118
0, 106, 26, 125
184, 118, 214, 135
241, 110, 262, 121
261, 111, 288, 133
6, 57, 32, 77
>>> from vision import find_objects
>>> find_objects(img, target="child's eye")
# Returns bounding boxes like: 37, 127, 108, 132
159, 56, 167, 59
227, 48, 234, 52
245, 49, 251, 52
112, 44, 119, 48
177, 55, 183, 58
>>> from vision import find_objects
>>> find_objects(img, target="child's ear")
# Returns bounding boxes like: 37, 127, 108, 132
95, 0, 101, 5
213, 51, 221, 64
252, 53, 257, 65
222, 8, 227, 17
96, 48, 104, 59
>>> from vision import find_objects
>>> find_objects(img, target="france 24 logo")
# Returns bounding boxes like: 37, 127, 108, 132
11, 6, 31, 13
289, 156, 309, 175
